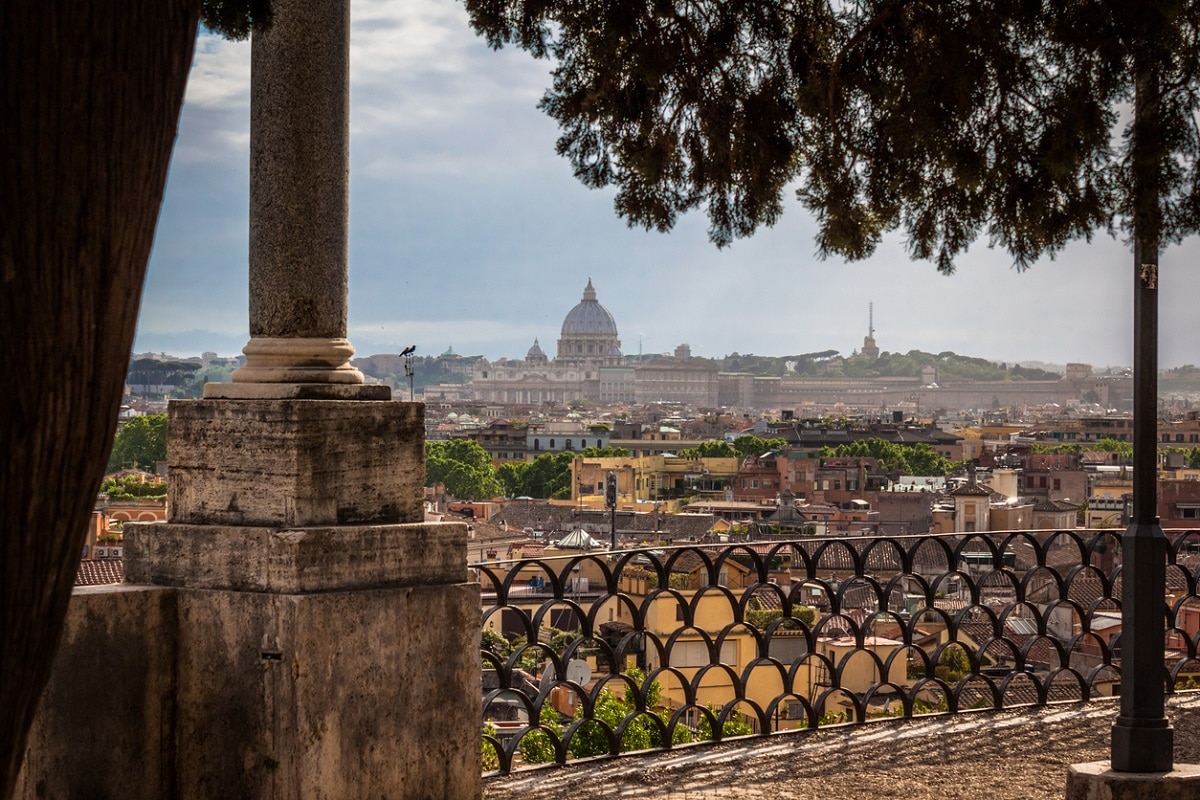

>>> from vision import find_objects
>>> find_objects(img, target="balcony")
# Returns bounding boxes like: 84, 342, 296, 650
477, 529, 1200, 782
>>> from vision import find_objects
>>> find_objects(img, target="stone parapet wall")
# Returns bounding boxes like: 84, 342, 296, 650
18, 564, 482, 800
16, 585, 179, 800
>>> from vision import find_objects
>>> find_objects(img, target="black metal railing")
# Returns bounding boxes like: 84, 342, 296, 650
477, 529, 1200, 774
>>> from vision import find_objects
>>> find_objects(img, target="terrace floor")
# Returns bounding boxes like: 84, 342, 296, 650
484, 694, 1200, 800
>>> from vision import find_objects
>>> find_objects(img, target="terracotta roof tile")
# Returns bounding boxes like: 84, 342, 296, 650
75, 558, 124, 586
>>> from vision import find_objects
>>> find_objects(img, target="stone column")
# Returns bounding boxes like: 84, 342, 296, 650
213, 0, 378, 397
122, 2, 482, 797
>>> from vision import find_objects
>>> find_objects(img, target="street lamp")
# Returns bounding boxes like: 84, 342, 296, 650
606, 471, 617, 549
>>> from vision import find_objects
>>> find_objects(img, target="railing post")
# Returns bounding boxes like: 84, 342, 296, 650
1110, 236, 1173, 773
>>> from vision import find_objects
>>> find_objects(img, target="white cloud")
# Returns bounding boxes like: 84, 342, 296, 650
139, 4, 1200, 369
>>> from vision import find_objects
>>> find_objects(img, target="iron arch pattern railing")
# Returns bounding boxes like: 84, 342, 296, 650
477, 529, 1200, 774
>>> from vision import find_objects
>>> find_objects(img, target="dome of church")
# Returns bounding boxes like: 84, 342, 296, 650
561, 278, 618, 336
526, 338, 548, 363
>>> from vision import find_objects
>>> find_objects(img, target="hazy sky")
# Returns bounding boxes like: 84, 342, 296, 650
136, 0, 1200, 369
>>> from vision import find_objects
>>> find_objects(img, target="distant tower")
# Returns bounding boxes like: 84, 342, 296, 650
861, 302, 880, 360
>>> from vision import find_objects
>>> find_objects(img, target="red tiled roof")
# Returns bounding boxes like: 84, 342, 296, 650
75, 558, 124, 586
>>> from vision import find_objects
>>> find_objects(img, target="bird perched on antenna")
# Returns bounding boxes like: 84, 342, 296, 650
399, 345, 416, 356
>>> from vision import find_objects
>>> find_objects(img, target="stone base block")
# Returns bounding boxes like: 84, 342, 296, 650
175, 581, 482, 800
1067, 762, 1200, 799
125, 521, 467, 592
166, 398, 423, 527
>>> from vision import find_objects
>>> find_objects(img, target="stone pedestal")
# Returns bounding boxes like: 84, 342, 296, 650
1066, 762, 1200, 800
123, 399, 482, 800
164, 399, 423, 527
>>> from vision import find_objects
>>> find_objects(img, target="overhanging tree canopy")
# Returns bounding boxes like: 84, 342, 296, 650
466, 0, 1200, 270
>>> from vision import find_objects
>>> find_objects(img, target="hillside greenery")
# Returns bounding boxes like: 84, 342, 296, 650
719, 350, 1061, 381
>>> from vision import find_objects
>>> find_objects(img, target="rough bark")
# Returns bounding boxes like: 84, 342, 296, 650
0, 3, 200, 797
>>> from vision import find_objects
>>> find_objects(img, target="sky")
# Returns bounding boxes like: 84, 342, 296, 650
136, 0, 1200, 369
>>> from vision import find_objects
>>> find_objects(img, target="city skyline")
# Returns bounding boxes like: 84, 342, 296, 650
137, 0, 1200, 368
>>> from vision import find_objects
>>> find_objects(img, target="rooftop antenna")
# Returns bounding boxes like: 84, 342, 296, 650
869, 302, 875, 340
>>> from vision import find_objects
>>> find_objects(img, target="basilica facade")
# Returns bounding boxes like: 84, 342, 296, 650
470, 279, 625, 405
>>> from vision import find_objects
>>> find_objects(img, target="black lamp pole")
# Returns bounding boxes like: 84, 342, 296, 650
1111, 235, 1172, 772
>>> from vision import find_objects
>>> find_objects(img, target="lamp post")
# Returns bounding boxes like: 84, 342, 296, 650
606, 471, 617, 549
1111, 235, 1172, 773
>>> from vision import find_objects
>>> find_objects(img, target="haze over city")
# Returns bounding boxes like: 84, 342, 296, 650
137, 0, 1200, 369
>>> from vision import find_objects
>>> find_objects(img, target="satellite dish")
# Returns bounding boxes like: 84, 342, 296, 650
539, 663, 556, 688
566, 659, 592, 686
539, 659, 593, 689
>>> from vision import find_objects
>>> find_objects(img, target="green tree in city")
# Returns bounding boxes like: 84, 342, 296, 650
521, 451, 576, 499
581, 446, 631, 457
517, 703, 565, 765
521, 668, 692, 763
822, 438, 951, 476
496, 460, 530, 497
679, 440, 737, 459
902, 443, 953, 477
425, 439, 502, 500
1092, 438, 1134, 463
100, 474, 167, 501
106, 414, 168, 473
732, 436, 787, 458
696, 704, 755, 740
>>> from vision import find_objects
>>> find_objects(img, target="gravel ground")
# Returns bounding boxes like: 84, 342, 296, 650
484, 694, 1200, 800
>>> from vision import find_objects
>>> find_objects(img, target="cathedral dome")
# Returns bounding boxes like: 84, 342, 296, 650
526, 338, 548, 364
561, 278, 618, 336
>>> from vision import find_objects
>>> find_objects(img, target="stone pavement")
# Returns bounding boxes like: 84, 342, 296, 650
484, 694, 1200, 800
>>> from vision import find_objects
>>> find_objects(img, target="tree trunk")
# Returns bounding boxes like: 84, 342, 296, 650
0, 4, 199, 797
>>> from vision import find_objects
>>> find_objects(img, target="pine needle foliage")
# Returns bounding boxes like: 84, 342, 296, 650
201, 0, 273, 40
464, 0, 1200, 271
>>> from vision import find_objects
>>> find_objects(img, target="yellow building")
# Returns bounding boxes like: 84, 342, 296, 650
570, 455, 740, 507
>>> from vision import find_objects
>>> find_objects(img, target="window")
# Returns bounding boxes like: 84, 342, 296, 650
1053, 478, 1061, 490
668, 641, 737, 668
549, 439, 556, 448
1179, 434, 1186, 443
533, 439, 540, 450
1039, 477, 1047, 488
565, 439, 573, 450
